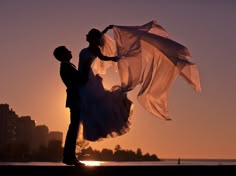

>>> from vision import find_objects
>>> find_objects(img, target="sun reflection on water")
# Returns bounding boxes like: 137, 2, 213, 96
81, 160, 104, 166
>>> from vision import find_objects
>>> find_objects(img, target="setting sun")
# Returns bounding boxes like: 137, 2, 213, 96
80, 160, 104, 166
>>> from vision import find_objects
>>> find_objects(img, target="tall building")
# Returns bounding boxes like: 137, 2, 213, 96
32, 125, 49, 152
48, 131, 63, 161
48, 131, 63, 146
0, 104, 18, 145
15, 116, 36, 151
0, 103, 64, 161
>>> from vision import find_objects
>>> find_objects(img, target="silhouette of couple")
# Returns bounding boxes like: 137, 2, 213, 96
53, 25, 133, 166
53, 21, 201, 166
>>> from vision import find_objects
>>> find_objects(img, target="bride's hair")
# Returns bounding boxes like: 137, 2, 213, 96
87, 28, 101, 39
86, 28, 104, 47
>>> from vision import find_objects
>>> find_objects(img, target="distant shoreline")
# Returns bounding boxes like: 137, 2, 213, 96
1, 159, 236, 166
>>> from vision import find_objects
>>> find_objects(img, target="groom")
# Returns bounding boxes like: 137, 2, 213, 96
53, 46, 85, 166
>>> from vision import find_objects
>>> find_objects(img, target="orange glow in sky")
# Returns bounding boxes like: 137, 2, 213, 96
1, 1, 236, 159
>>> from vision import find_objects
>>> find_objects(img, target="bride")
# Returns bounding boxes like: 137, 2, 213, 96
78, 26, 133, 142
78, 20, 201, 141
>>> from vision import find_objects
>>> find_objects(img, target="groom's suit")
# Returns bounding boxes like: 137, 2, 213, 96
60, 61, 81, 161
60, 62, 80, 108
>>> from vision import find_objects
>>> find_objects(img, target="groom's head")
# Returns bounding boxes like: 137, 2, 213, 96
53, 46, 72, 62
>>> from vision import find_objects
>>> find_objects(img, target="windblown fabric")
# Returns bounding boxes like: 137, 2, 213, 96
94, 20, 201, 120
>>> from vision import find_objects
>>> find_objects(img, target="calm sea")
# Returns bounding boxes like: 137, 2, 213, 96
1, 159, 236, 166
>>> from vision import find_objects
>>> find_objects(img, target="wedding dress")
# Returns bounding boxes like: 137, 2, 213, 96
93, 20, 201, 121
79, 20, 201, 141
78, 48, 133, 142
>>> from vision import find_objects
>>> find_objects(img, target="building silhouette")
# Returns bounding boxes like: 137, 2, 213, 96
49, 131, 63, 146
0, 104, 17, 145
48, 131, 63, 161
16, 116, 36, 151
0, 104, 63, 161
32, 125, 49, 152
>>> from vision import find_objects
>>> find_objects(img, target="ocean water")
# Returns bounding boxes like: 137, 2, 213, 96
1, 159, 236, 166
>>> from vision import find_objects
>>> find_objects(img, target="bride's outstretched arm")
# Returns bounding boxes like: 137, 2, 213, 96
91, 45, 119, 62
102, 25, 114, 34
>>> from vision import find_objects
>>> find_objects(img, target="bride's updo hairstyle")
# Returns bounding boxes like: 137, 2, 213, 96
86, 28, 104, 47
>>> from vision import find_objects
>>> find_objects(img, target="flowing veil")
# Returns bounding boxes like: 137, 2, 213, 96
93, 20, 201, 120
92, 33, 118, 75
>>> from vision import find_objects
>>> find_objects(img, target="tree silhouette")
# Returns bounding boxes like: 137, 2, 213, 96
76, 140, 89, 153
114, 144, 122, 152
77, 144, 160, 161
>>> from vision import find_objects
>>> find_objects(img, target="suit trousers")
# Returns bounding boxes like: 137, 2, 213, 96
63, 104, 80, 160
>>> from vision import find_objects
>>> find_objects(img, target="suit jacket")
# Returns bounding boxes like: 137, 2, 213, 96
60, 62, 81, 108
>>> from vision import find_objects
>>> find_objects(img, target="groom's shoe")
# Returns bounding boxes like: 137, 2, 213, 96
63, 158, 85, 166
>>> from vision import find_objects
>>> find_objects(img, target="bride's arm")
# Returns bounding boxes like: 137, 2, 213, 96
102, 25, 114, 34
92, 46, 118, 62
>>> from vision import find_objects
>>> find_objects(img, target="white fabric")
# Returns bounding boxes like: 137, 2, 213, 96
93, 20, 201, 120
92, 34, 118, 74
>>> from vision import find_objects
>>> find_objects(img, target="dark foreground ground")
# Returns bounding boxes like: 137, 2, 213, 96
1, 165, 236, 176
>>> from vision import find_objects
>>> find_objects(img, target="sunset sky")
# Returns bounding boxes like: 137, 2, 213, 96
1, 0, 236, 159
